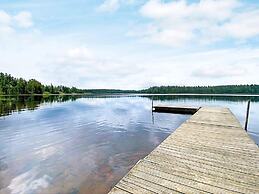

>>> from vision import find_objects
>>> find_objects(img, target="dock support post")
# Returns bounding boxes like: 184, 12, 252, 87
151, 96, 154, 111
244, 100, 251, 131
151, 96, 154, 124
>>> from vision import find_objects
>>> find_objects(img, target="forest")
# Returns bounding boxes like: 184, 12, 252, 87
141, 85, 259, 94
0, 73, 134, 95
0, 72, 85, 95
1, 72, 259, 95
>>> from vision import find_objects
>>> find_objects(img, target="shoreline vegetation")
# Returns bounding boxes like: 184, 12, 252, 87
1, 94, 259, 117
1, 72, 259, 96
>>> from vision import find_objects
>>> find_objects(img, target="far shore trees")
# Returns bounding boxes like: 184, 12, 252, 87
0, 72, 84, 95
0, 72, 259, 95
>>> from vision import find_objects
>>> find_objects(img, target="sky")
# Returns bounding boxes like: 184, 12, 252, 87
0, 0, 259, 89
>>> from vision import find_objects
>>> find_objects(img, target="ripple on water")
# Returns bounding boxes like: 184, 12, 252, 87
0, 158, 8, 172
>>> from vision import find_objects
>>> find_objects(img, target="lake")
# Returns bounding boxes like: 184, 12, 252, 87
0, 95, 258, 194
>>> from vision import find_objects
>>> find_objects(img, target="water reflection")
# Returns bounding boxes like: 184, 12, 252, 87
144, 94, 259, 102
0, 95, 79, 117
0, 96, 189, 194
0, 95, 258, 194
1, 94, 259, 117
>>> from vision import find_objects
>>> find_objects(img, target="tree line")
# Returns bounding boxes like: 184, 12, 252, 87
141, 85, 259, 94
0, 72, 135, 95
0, 72, 85, 95
1, 72, 259, 95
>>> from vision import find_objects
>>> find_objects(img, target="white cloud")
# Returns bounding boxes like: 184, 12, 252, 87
135, 0, 259, 46
0, 10, 33, 38
97, 0, 120, 12
192, 65, 246, 78
41, 46, 144, 88
0, 10, 12, 25
14, 11, 33, 28
223, 10, 259, 39
140, 0, 239, 20
0, 10, 13, 37
67, 47, 94, 59
97, 0, 135, 12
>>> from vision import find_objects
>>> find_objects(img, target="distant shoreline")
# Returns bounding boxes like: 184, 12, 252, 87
1, 93, 259, 97
135, 93, 259, 97
0, 93, 91, 97
1, 72, 259, 96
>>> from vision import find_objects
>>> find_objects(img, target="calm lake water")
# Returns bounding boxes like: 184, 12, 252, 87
0, 95, 258, 194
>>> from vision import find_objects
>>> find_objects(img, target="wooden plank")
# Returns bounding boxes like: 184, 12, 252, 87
108, 187, 132, 194
145, 154, 259, 185
120, 173, 182, 194
109, 107, 259, 194
125, 168, 210, 193
152, 106, 199, 114
137, 160, 259, 193
153, 147, 259, 176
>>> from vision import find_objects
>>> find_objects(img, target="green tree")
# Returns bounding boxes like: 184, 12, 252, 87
26, 79, 43, 94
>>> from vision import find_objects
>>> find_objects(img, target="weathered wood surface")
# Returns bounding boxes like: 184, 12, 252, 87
108, 107, 259, 194
152, 106, 199, 114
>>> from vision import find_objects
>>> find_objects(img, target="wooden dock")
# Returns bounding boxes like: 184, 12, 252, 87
152, 106, 199, 114
108, 107, 259, 194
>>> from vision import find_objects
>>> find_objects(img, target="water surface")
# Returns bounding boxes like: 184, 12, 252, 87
0, 95, 258, 194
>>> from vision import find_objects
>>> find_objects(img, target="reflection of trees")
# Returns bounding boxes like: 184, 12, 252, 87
1, 94, 259, 117
142, 95, 259, 102
0, 95, 79, 117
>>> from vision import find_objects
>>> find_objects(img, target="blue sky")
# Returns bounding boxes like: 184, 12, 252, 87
0, 0, 259, 89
